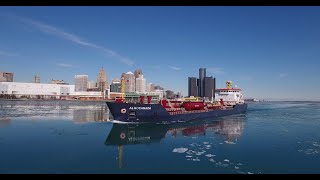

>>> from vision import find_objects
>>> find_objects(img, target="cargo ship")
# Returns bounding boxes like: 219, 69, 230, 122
106, 81, 247, 124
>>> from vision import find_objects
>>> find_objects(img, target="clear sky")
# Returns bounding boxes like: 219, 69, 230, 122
0, 6, 319, 101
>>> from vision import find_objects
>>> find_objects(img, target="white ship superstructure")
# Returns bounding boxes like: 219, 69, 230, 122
215, 81, 244, 105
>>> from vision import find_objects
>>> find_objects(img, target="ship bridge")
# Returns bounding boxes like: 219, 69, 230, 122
215, 81, 244, 105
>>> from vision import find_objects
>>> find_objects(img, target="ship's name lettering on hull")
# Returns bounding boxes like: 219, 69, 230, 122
129, 107, 152, 110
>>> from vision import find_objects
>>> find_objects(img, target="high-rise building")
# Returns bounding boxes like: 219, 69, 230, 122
134, 69, 143, 79
124, 71, 135, 93
203, 76, 215, 100
34, 74, 40, 83
75, 75, 88, 92
87, 80, 96, 89
135, 74, 146, 93
0, 72, 14, 82
110, 79, 121, 93
112, 78, 120, 84
188, 77, 198, 97
198, 68, 206, 97
97, 67, 108, 92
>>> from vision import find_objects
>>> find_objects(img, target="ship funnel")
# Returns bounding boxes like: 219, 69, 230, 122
226, 81, 232, 89
140, 96, 145, 104
147, 96, 152, 104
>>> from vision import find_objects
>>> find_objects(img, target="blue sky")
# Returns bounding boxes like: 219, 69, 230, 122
0, 6, 319, 100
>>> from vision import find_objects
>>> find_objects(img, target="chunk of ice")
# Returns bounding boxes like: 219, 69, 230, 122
173, 148, 188, 153
225, 141, 236, 144
205, 154, 215, 158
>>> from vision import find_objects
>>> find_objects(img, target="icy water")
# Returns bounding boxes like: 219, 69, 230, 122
0, 100, 320, 174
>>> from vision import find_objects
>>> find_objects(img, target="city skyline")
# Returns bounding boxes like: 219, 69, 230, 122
1, 6, 320, 100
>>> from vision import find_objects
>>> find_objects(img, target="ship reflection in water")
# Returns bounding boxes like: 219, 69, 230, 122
105, 115, 246, 168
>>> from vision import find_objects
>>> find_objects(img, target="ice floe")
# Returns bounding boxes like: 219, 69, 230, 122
225, 141, 236, 144
173, 147, 188, 153
205, 154, 215, 158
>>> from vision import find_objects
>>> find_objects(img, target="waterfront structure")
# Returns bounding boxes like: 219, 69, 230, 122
97, 67, 108, 92
146, 89, 164, 99
34, 75, 40, 83
0, 82, 74, 98
188, 77, 198, 97
124, 71, 135, 93
51, 79, 68, 85
135, 74, 146, 93
0, 82, 102, 99
110, 80, 121, 93
0, 72, 14, 82
74, 75, 88, 92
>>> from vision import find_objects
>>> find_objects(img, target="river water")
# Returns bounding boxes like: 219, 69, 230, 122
0, 100, 319, 174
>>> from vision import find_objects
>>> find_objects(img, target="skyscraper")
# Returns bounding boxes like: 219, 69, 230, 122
75, 75, 88, 92
134, 69, 143, 79
135, 74, 146, 93
203, 76, 215, 100
199, 68, 206, 97
124, 71, 135, 93
97, 67, 108, 92
188, 77, 198, 97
